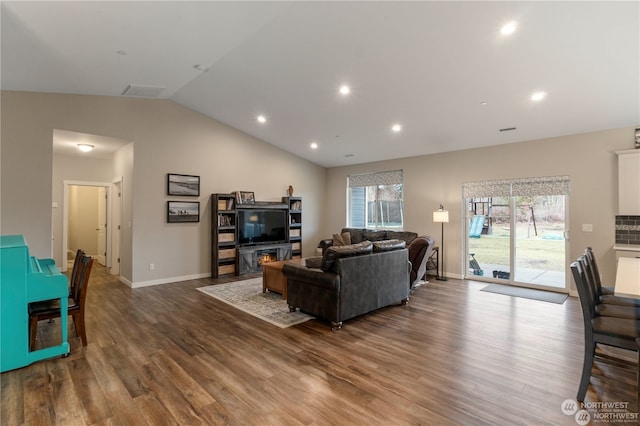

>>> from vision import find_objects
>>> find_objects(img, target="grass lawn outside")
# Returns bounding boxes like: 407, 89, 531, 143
468, 222, 566, 273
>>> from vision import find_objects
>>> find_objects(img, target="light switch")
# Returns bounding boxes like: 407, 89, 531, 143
582, 224, 593, 232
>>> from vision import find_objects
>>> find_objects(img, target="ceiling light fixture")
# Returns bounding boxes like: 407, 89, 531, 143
193, 64, 209, 72
391, 124, 402, 133
339, 85, 350, 95
480, 101, 488, 106
77, 144, 94, 152
500, 21, 518, 35
310, 142, 318, 149
257, 115, 267, 124
531, 91, 547, 101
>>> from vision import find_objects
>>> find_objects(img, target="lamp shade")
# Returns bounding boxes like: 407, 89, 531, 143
433, 209, 449, 223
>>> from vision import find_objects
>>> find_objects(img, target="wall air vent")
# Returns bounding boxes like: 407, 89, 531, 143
499, 127, 517, 132
121, 84, 165, 98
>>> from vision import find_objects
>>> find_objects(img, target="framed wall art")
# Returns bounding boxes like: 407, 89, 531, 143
167, 201, 200, 223
167, 173, 200, 196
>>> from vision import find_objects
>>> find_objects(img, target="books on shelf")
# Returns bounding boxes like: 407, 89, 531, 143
218, 214, 232, 226
291, 201, 301, 210
217, 198, 235, 211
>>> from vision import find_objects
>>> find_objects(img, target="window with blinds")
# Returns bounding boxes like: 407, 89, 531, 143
347, 170, 404, 229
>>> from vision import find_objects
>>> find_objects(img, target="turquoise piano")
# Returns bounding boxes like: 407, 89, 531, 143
1, 235, 69, 372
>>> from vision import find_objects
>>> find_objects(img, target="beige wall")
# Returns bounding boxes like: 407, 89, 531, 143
325, 127, 636, 286
1, 91, 326, 286
2, 89, 633, 288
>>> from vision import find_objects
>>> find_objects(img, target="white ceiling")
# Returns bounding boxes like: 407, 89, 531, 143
2, 1, 639, 168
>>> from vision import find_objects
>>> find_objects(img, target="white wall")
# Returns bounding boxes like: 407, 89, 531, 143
325, 127, 636, 286
1, 91, 325, 286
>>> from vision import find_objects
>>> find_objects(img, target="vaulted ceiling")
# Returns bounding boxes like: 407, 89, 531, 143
2, 1, 638, 167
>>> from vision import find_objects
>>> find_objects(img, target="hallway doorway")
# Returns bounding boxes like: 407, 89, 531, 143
63, 181, 112, 272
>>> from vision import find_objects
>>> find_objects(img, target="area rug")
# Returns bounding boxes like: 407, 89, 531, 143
197, 278, 313, 328
480, 284, 568, 304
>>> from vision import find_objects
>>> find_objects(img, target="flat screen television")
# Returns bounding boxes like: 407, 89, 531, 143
237, 209, 287, 246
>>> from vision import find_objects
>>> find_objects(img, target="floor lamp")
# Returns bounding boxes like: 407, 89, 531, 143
433, 204, 449, 281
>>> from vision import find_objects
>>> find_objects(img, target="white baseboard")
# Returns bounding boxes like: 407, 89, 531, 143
131, 272, 211, 289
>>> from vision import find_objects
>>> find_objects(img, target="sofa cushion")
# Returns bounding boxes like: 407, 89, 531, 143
332, 231, 352, 246
321, 241, 373, 272
362, 230, 387, 242
305, 256, 323, 269
372, 239, 406, 253
386, 231, 418, 245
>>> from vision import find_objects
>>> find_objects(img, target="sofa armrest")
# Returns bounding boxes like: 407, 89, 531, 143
317, 239, 334, 254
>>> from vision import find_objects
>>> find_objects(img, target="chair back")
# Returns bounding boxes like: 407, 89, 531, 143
72, 256, 94, 311
584, 247, 604, 296
69, 249, 86, 295
570, 258, 596, 327
579, 251, 601, 304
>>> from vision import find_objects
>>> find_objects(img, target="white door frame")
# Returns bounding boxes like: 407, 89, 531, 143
62, 180, 111, 272
109, 177, 123, 276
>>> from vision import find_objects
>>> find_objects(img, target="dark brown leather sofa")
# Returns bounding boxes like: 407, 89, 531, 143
318, 228, 435, 289
283, 240, 410, 329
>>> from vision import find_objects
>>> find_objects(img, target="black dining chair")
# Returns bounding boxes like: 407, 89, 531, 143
580, 254, 640, 320
570, 258, 640, 401
584, 247, 640, 307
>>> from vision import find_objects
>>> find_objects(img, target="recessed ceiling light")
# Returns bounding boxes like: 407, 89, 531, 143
480, 101, 488, 106
339, 85, 350, 95
391, 124, 402, 133
257, 115, 267, 124
116, 50, 127, 56
310, 142, 318, 149
344, 154, 354, 158
531, 91, 547, 101
77, 144, 94, 152
193, 64, 209, 72
500, 21, 518, 35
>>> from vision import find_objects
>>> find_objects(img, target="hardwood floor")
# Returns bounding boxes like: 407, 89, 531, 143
2, 265, 637, 425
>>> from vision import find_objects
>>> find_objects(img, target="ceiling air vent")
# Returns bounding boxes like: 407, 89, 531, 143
121, 84, 165, 98
499, 127, 517, 132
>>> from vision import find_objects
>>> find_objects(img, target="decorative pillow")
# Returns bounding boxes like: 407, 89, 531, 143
332, 231, 352, 246
343, 228, 365, 243
304, 256, 323, 269
372, 239, 406, 253
321, 241, 373, 272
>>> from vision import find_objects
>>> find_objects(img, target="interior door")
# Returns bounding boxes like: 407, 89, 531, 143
110, 181, 121, 276
97, 187, 107, 266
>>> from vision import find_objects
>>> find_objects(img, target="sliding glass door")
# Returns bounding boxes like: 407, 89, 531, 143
464, 177, 569, 292
514, 195, 566, 288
